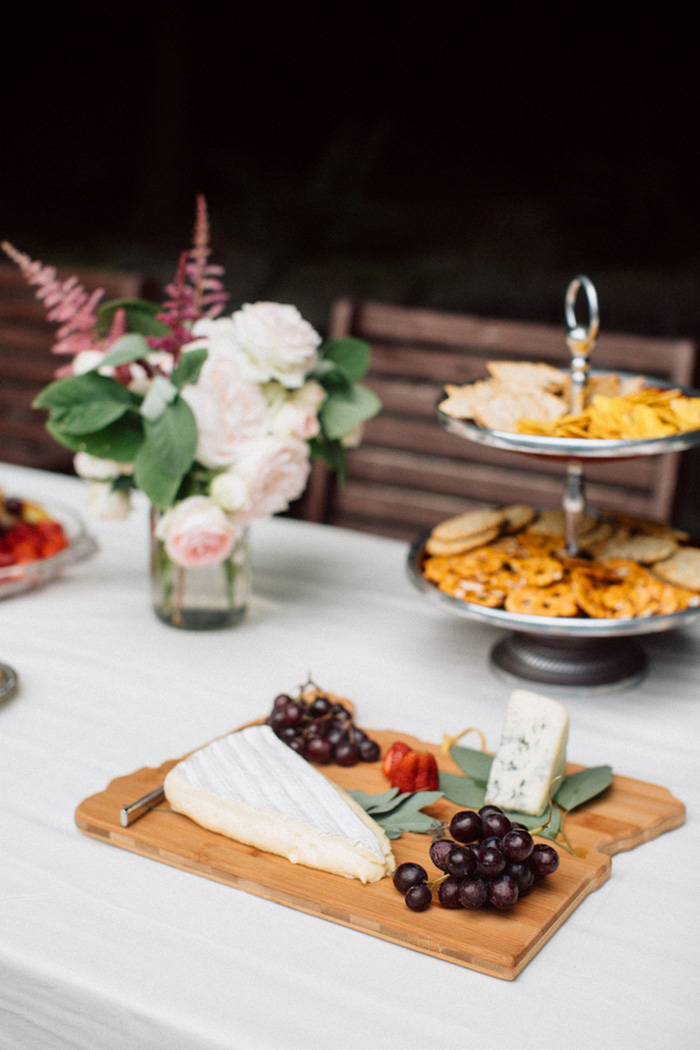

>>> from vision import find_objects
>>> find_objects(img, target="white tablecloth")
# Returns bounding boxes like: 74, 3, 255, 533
1, 463, 698, 1050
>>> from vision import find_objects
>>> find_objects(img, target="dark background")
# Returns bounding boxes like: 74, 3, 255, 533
2, 5, 700, 520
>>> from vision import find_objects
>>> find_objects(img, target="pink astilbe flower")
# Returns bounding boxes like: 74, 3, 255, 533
149, 195, 228, 361
1, 240, 103, 357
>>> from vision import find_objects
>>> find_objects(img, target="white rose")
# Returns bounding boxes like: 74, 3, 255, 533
210, 471, 250, 513
182, 354, 269, 469
188, 316, 238, 359
233, 436, 311, 521
74, 452, 133, 480
230, 302, 321, 389
156, 495, 240, 568
85, 482, 132, 520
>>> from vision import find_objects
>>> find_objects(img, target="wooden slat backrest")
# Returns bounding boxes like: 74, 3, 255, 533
0, 264, 149, 472
299, 298, 697, 539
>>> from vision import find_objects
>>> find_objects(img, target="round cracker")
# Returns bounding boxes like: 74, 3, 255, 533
425, 526, 502, 557
651, 548, 700, 591
501, 503, 537, 533
594, 532, 678, 566
431, 507, 506, 542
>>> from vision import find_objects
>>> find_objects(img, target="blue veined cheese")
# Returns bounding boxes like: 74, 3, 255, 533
484, 689, 569, 816
164, 724, 394, 883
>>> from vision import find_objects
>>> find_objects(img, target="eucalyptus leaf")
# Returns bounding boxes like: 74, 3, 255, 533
47, 412, 143, 461
133, 444, 183, 510
98, 333, 152, 371
96, 298, 169, 338
143, 396, 197, 476
554, 765, 614, 812
171, 347, 208, 390
141, 375, 178, 423
320, 384, 381, 440
438, 772, 487, 809
321, 338, 371, 382
449, 746, 493, 785
34, 371, 133, 413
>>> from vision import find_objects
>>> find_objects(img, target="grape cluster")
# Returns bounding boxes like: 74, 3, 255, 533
392, 805, 559, 913
266, 691, 381, 766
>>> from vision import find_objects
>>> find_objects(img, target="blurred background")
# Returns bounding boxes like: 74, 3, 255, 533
2, 5, 699, 521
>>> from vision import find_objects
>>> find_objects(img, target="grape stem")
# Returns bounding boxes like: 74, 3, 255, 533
441, 726, 487, 754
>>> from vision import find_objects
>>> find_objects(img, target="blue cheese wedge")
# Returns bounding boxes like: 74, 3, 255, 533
484, 689, 569, 816
164, 724, 394, 883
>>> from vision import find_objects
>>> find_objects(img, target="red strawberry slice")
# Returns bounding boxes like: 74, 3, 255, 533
388, 749, 440, 793
381, 741, 412, 779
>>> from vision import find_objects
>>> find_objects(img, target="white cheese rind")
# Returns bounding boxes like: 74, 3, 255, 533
163, 724, 394, 883
484, 689, 569, 816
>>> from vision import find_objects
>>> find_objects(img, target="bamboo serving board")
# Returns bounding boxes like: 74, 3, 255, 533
75, 729, 685, 980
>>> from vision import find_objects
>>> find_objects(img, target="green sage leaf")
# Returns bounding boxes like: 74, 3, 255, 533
554, 765, 614, 812
47, 412, 143, 461
347, 788, 400, 814
133, 443, 182, 510
438, 772, 487, 808
449, 746, 493, 785
34, 371, 132, 414
143, 396, 197, 476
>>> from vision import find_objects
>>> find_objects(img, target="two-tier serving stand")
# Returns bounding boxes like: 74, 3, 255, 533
408, 277, 700, 689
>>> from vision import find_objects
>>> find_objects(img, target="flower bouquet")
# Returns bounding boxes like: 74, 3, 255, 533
2, 197, 380, 627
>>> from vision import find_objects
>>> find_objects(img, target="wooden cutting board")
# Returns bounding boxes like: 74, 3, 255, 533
75, 729, 685, 980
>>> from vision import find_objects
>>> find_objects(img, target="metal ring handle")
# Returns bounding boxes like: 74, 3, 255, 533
565, 275, 599, 344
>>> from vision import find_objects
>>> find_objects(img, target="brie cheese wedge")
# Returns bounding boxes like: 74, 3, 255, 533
164, 724, 394, 883
484, 689, 569, 816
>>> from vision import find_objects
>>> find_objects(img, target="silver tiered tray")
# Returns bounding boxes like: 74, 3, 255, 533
408, 277, 700, 689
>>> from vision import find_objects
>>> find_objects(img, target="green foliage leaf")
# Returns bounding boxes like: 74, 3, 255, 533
143, 395, 197, 476
96, 298, 169, 338
140, 375, 178, 423
348, 788, 443, 839
319, 384, 381, 440
35, 373, 134, 434
348, 788, 401, 814
438, 772, 487, 809
171, 347, 208, 390
554, 766, 614, 812
47, 412, 143, 461
98, 333, 152, 371
308, 434, 348, 484
133, 443, 183, 509
449, 746, 493, 785
321, 338, 371, 382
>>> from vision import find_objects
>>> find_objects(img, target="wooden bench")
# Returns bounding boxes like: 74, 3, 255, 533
299, 298, 697, 539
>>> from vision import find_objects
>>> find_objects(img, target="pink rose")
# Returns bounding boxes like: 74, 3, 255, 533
233, 436, 311, 522
230, 302, 321, 389
156, 496, 240, 568
182, 355, 269, 469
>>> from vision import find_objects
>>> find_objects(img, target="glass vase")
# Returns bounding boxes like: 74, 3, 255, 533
149, 508, 251, 629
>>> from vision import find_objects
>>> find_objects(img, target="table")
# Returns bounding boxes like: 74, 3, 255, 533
1, 462, 698, 1050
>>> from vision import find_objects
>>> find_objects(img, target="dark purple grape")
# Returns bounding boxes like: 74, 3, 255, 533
273, 694, 292, 711
449, 810, 482, 843
502, 828, 534, 861
309, 695, 332, 718
283, 701, 304, 727
332, 701, 350, 718
405, 884, 432, 911
481, 811, 512, 839
268, 709, 288, 734
458, 875, 489, 909
488, 873, 519, 910
429, 838, 456, 871
477, 844, 506, 877
506, 859, 535, 896
287, 738, 308, 758
480, 835, 503, 850
278, 726, 298, 743
530, 843, 560, 876
478, 805, 504, 818
358, 738, 380, 762
446, 845, 477, 878
307, 719, 328, 739
334, 741, 359, 766
437, 876, 463, 909
306, 737, 333, 764
510, 822, 529, 831
351, 727, 368, 743
325, 723, 346, 747
393, 862, 428, 894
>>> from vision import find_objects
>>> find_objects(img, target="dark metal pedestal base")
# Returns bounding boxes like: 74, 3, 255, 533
490, 632, 647, 689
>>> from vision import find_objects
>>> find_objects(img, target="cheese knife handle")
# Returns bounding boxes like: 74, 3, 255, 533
120, 785, 165, 827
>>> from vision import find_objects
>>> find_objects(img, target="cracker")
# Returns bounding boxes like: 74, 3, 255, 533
594, 531, 678, 565
425, 526, 501, 557
501, 503, 537, 533
485, 361, 565, 392
474, 387, 565, 432
526, 508, 597, 537
651, 548, 700, 591
431, 507, 506, 542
